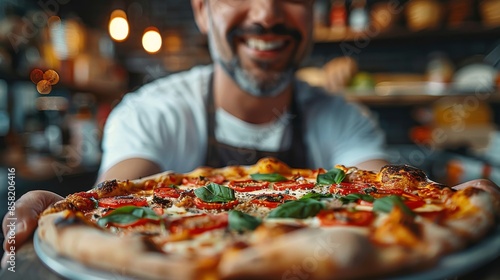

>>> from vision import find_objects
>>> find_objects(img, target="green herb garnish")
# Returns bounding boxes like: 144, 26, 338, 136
194, 182, 236, 203
317, 168, 346, 185
338, 193, 374, 204
268, 198, 324, 219
373, 195, 415, 217
300, 192, 333, 201
97, 206, 160, 227
250, 173, 287, 182
228, 210, 261, 232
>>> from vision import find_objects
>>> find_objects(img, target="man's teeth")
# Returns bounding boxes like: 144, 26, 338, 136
246, 39, 285, 51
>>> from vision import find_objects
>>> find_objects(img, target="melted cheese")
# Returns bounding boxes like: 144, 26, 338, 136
162, 229, 229, 256
354, 203, 444, 213
413, 203, 444, 212
263, 217, 315, 227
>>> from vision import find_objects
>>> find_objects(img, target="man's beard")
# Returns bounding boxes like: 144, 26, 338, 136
208, 24, 303, 98
221, 55, 295, 97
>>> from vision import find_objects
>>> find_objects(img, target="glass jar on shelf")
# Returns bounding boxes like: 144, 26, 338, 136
329, 0, 347, 33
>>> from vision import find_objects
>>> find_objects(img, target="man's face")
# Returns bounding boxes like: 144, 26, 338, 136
205, 0, 313, 97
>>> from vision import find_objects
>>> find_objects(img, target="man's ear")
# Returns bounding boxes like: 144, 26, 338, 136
191, 0, 209, 34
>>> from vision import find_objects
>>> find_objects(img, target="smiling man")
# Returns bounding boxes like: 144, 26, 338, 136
94, 0, 388, 181
203, 0, 311, 98
2, 0, 391, 264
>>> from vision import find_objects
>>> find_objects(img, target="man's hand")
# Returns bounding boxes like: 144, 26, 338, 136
452, 179, 500, 213
2, 190, 62, 269
452, 179, 500, 194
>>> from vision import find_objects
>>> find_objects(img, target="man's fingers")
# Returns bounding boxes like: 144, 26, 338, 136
2, 191, 63, 253
452, 179, 500, 194
452, 179, 500, 213
1, 252, 8, 269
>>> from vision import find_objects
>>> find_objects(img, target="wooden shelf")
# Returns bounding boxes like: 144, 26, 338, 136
314, 25, 500, 43
343, 91, 500, 106
0, 71, 125, 98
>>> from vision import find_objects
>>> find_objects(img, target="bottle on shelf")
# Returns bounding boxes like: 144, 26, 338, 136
314, 0, 329, 28
329, 0, 347, 33
69, 92, 101, 168
349, 0, 369, 32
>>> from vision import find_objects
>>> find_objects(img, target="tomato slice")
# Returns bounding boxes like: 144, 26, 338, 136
317, 209, 374, 227
374, 190, 424, 209
273, 180, 315, 191
228, 180, 269, 192
404, 199, 425, 209
170, 213, 229, 235
370, 189, 404, 198
109, 218, 159, 228
98, 196, 148, 208
250, 194, 297, 208
329, 182, 370, 195
154, 186, 183, 199
193, 197, 239, 210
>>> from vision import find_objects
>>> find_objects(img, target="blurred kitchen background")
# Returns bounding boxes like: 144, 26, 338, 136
1, 0, 500, 218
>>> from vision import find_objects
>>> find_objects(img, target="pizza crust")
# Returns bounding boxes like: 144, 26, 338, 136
35, 159, 500, 280
218, 227, 376, 280
38, 211, 207, 280
217, 225, 442, 280
443, 187, 496, 241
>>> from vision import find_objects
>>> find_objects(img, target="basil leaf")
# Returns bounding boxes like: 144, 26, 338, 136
228, 210, 261, 232
250, 173, 287, 182
194, 182, 235, 203
97, 206, 160, 227
268, 198, 324, 219
317, 168, 346, 185
300, 192, 333, 201
373, 195, 415, 217
338, 193, 374, 204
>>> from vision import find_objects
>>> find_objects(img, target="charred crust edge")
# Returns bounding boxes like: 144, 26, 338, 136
95, 179, 119, 194
380, 165, 428, 181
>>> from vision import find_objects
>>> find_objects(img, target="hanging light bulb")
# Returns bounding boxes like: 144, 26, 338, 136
109, 9, 129, 42
142, 27, 162, 54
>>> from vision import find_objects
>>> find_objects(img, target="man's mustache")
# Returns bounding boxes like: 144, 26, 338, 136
227, 24, 302, 49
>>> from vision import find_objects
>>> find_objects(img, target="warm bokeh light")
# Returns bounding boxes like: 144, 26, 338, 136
109, 9, 129, 41
164, 34, 182, 53
142, 27, 162, 53
49, 18, 84, 59
30, 68, 60, 94
47, 15, 61, 26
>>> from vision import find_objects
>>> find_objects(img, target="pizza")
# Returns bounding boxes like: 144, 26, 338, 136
36, 157, 500, 279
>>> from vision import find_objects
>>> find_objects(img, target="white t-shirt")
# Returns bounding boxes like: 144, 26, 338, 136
99, 65, 387, 174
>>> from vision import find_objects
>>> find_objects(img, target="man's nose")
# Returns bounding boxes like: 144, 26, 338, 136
248, 0, 285, 28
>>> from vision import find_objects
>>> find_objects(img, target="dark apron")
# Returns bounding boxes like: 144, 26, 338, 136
205, 78, 308, 168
